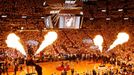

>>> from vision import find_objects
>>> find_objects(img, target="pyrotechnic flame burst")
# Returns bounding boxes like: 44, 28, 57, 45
108, 32, 129, 51
35, 31, 58, 55
93, 35, 103, 52
6, 33, 26, 55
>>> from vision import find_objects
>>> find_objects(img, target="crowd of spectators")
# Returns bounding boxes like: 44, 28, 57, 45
0, 29, 134, 75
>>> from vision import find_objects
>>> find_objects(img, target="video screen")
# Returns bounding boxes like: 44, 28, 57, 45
44, 16, 53, 28
59, 15, 81, 29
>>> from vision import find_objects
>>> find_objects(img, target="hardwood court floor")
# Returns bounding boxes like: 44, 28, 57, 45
3, 60, 112, 75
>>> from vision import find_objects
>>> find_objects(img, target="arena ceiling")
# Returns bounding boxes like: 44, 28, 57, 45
0, 0, 134, 31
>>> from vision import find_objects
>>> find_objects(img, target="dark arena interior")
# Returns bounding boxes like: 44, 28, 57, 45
0, 0, 134, 75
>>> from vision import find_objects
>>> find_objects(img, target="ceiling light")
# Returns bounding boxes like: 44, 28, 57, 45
43, 1, 46, 6
80, 11, 83, 15
118, 9, 123, 11
124, 17, 129, 20
21, 27, 24, 30
41, 16, 45, 19
101, 9, 106, 12
106, 18, 110, 20
1, 15, 7, 18
90, 18, 94, 20
22, 16, 27, 18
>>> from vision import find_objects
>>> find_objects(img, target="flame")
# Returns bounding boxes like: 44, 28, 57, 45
108, 32, 129, 51
93, 35, 103, 52
5, 33, 26, 55
35, 31, 58, 55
